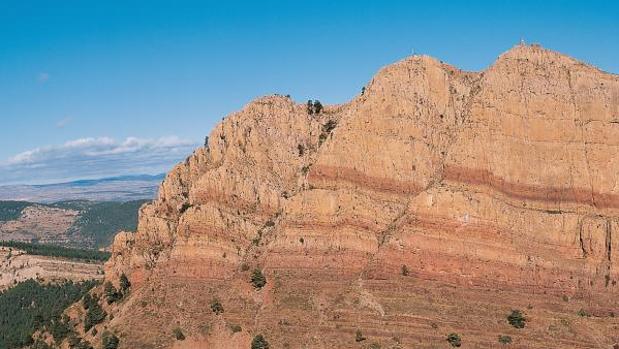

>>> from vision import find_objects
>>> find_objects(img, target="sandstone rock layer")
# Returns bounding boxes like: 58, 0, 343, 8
98, 45, 619, 348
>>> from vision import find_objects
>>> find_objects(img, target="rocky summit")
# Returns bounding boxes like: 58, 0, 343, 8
69, 45, 619, 348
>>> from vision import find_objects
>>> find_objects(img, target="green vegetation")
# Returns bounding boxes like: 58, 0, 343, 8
229, 324, 242, 333
49, 314, 72, 343
0, 240, 110, 262
83, 293, 107, 332
104, 281, 122, 304
173, 327, 186, 340
498, 335, 512, 344
577, 308, 591, 317
0, 279, 97, 349
0, 200, 146, 249
102, 332, 120, 349
32, 339, 53, 349
72, 200, 147, 248
355, 329, 366, 342
210, 299, 224, 315
306, 99, 323, 115
0, 201, 33, 221
507, 310, 526, 328
401, 264, 410, 276
251, 269, 267, 289
66, 335, 94, 349
251, 334, 269, 349
446, 333, 462, 347
322, 119, 337, 133
317, 119, 337, 145
101, 332, 120, 349
179, 202, 192, 213
119, 273, 131, 293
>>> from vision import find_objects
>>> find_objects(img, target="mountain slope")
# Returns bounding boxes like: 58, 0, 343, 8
0, 200, 147, 249
64, 45, 619, 348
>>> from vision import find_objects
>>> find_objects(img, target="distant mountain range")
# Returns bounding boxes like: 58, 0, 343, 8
0, 174, 165, 203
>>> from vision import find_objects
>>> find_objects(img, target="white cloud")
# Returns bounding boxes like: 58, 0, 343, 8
38, 72, 50, 83
56, 116, 72, 128
1, 136, 199, 185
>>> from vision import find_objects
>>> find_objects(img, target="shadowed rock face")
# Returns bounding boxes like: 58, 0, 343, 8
94, 45, 619, 348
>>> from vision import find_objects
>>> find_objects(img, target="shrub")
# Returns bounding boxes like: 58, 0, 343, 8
507, 310, 526, 328
355, 329, 366, 342
322, 119, 337, 133
83, 293, 94, 309
251, 335, 269, 349
173, 328, 185, 340
401, 264, 409, 276
210, 299, 224, 315
0, 240, 111, 261
251, 269, 267, 289
76, 340, 94, 349
179, 203, 192, 214
577, 308, 590, 317
102, 332, 119, 349
84, 297, 107, 332
240, 263, 250, 272
306, 99, 324, 115
67, 334, 81, 347
318, 132, 328, 144
119, 273, 131, 293
32, 339, 53, 349
498, 335, 512, 344
230, 324, 242, 333
313, 100, 323, 114
104, 282, 122, 304
49, 315, 71, 343
446, 333, 461, 347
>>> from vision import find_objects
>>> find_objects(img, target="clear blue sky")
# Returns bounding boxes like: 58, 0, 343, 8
1, 0, 617, 184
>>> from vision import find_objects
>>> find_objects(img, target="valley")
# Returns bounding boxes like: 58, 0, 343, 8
0, 200, 147, 249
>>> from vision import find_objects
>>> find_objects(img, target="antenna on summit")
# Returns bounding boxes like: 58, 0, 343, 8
519, 37, 526, 46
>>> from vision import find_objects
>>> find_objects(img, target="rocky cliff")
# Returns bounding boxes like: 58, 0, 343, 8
74, 45, 619, 348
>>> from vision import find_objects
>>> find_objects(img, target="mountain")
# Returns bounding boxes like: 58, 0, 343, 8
0, 174, 165, 203
0, 200, 148, 249
47, 45, 619, 348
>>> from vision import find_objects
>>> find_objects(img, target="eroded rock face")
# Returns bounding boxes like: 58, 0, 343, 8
99, 45, 619, 348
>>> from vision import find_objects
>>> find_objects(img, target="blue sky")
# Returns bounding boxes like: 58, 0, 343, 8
1, 0, 617, 185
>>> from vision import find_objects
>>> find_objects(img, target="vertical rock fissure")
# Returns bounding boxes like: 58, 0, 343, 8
567, 69, 597, 208
579, 219, 588, 258
605, 219, 612, 287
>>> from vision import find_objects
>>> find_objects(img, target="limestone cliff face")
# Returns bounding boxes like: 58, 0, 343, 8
99, 45, 619, 348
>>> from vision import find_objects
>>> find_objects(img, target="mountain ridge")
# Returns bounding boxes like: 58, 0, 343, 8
52, 44, 619, 348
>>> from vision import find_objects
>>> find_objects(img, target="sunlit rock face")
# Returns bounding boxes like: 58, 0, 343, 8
98, 45, 619, 348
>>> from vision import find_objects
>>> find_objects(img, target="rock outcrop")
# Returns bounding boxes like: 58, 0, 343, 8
83, 45, 619, 348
